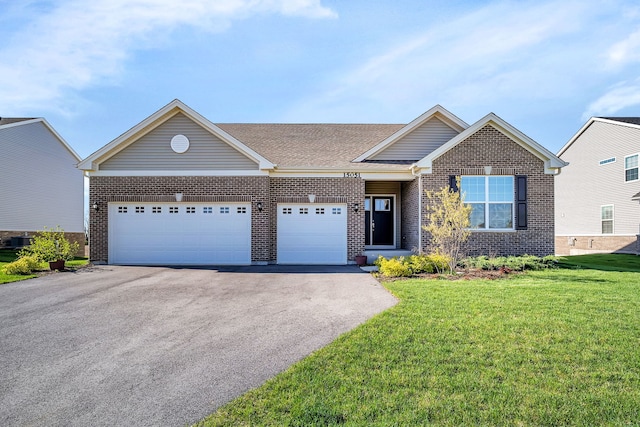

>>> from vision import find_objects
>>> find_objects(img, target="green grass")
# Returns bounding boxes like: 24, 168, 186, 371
0, 249, 88, 284
558, 253, 640, 272
198, 258, 640, 426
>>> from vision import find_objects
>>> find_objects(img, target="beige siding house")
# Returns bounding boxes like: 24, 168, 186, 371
556, 117, 640, 255
79, 99, 566, 265
0, 118, 84, 248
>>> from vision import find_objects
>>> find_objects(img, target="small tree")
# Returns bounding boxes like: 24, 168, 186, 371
422, 179, 472, 273
20, 226, 80, 262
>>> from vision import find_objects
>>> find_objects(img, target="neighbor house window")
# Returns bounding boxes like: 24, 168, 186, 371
599, 157, 616, 166
461, 176, 514, 230
625, 154, 638, 182
601, 205, 614, 234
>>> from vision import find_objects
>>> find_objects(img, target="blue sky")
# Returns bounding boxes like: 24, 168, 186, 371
1, 0, 640, 158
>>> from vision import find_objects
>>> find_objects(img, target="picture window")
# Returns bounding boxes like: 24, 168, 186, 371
461, 176, 514, 230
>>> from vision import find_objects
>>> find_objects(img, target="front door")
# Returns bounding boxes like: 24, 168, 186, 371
365, 196, 394, 246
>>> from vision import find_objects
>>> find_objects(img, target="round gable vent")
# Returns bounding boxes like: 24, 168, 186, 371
171, 134, 190, 153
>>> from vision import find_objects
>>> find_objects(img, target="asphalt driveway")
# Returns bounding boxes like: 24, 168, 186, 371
0, 265, 396, 427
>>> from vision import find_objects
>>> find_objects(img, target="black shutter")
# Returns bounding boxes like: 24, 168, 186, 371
449, 175, 459, 192
515, 175, 527, 230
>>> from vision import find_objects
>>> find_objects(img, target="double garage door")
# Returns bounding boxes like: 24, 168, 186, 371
109, 202, 251, 265
108, 202, 348, 265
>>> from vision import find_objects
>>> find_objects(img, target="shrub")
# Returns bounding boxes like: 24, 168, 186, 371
459, 254, 559, 271
20, 226, 79, 262
3, 255, 42, 275
376, 256, 413, 278
407, 255, 435, 274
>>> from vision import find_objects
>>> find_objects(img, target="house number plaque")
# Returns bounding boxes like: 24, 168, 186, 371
343, 172, 361, 178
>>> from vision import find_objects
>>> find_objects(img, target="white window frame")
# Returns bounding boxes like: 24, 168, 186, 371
601, 204, 614, 235
461, 175, 515, 231
625, 154, 639, 182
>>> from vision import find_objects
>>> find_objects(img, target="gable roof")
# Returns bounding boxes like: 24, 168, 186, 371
352, 105, 468, 162
0, 117, 81, 162
217, 123, 404, 170
415, 112, 567, 174
78, 99, 275, 171
558, 117, 640, 157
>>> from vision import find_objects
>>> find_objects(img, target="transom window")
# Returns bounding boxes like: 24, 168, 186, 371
237, 207, 247, 214
152, 206, 162, 214
220, 207, 230, 214
625, 154, 638, 182
282, 207, 292, 215
118, 206, 128, 214
316, 208, 325, 215
135, 206, 144, 214
299, 208, 309, 214
186, 207, 196, 214
461, 176, 514, 230
203, 207, 213, 214
601, 205, 614, 234
332, 207, 342, 215
169, 207, 178, 214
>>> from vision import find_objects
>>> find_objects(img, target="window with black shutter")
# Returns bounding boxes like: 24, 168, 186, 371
515, 175, 527, 230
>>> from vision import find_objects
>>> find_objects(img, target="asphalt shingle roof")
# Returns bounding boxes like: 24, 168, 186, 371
599, 117, 640, 126
0, 117, 34, 126
216, 123, 406, 169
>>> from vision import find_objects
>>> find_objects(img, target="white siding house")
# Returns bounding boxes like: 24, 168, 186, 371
0, 118, 84, 247
555, 117, 640, 255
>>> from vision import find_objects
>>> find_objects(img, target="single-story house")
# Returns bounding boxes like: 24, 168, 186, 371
79, 100, 566, 265
0, 117, 84, 249
555, 116, 640, 255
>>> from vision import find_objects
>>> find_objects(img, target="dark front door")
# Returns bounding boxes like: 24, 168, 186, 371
365, 196, 394, 246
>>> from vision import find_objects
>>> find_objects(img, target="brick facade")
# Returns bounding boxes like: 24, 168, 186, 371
89, 176, 365, 264
400, 179, 420, 251
555, 235, 639, 255
89, 176, 270, 263
268, 177, 364, 262
422, 124, 556, 257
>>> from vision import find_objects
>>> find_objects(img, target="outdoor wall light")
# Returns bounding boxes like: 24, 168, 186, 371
92, 202, 99, 211
257, 202, 263, 212
353, 203, 359, 212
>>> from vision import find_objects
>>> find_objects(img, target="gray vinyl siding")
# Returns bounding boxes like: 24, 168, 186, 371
370, 117, 459, 161
556, 121, 640, 236
0, 121, 84, 232
100, 113, 259, 170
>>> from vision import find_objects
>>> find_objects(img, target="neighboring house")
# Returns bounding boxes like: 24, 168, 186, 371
556, 117, 640, 255
0, 117, 84, 248
78, 100, 566, 265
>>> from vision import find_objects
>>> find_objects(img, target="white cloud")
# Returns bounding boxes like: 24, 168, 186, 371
0, 0, 335, 115
582, 79, 640, 119
608, 28, 640, 67
284, 0, 635, 123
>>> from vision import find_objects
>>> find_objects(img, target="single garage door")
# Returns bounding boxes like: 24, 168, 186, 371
109, 202, 251, 265
277, 204, 347, 264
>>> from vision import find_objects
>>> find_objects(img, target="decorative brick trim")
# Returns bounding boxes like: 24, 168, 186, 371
107, 195, 252, 202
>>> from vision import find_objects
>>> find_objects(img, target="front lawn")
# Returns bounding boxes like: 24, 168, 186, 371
0, 249, 88, 284
198, 257, 640, 426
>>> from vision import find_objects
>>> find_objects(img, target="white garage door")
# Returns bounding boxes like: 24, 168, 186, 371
277, 204, 347, 265
109, 202, 251, 265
